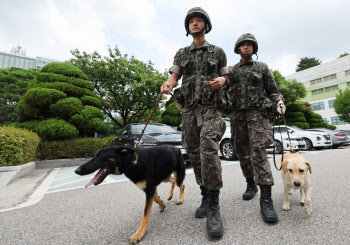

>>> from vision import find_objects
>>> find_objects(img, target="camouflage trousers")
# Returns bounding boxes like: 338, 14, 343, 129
182, 104, 226, 191
230, 110, 274, 186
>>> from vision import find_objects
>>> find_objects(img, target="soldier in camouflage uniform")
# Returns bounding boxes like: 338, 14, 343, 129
160, 7, 228, 239
226, 33, 286, 223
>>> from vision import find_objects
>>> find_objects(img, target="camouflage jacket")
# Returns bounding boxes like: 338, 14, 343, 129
227, 59, 282, 110
170, 41, 229, 107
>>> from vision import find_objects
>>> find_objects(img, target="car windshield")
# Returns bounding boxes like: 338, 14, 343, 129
131, 124, 179, 134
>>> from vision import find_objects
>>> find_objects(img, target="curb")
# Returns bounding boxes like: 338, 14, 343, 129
0, 158, 91, 190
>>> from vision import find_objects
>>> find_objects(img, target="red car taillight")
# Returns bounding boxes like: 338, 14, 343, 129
334, 133, 344, 136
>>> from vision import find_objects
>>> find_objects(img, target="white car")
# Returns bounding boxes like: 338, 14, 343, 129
219, 119, 306, 160
273, 125, 332, 150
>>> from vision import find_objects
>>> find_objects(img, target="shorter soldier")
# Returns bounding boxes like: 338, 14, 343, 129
226, 33, 286, 223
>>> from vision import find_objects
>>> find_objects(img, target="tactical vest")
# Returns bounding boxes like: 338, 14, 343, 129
174, 45, 219, 107
228, 61, 268, 110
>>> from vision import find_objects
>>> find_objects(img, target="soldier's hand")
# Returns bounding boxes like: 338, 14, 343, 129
277, 100, 286, 114
161, 81, 173, 94
208, 77, 226, 90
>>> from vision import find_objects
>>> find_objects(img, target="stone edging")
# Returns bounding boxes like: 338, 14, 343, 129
0, 158, 91, 190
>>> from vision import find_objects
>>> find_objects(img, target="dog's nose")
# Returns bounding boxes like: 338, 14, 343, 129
75, 167, 81, 175
294, 181, 301, 187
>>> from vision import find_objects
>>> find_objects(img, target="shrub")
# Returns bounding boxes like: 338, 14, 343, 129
291, 112, 304, 117
24, 88, 67, 107
35, 136, 115, 160
286, 103, 304, 112
0, 126, 40, 166
293, 117, 307, 123
35, 82, 95, 98
293, 122, 309, 129
14, 119, 79, 140
310, 113, 322, 119
41, 62, 88, 80
36, 72, 94, 90
80, 96, 103, 108
50, 97, 83, 118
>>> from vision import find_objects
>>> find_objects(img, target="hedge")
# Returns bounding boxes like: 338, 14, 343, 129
35, 82, 95, 98
0, 126, 40, 166
41, 62, 88, 80
50, 97, 83, 118
36, 136, 115, 160
36, 72, 94, 90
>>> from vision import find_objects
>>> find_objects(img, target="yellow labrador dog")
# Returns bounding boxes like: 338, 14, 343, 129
281, 152, 312, 215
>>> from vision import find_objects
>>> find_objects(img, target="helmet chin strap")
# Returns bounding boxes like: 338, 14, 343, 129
187, 26, 206, 37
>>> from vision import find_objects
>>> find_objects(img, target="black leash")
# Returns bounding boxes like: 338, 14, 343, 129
272, 108, 297, 171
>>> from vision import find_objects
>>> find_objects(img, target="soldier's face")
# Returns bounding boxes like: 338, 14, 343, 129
189, 16, 205, 33
239, 41, 254, 56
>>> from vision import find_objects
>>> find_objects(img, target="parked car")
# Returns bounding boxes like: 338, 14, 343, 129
219, 119, 306, 160
273, 125, 332, 150
306, 129, 348, 148
339, 130, 350, 145
112, 123, 189, 163
268, 133, 306, 154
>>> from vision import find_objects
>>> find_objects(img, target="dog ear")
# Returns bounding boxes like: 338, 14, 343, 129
281, 160, 288, 174
119, 145, 135, 154
305, 160, 311, 174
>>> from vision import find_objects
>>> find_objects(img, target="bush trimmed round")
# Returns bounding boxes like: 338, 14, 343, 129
50, 97, 83, 118
41, 62, 88, 80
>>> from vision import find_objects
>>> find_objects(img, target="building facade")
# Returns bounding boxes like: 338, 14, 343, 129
0, 51, 36, 69
286, 55, 350, 130
1, 46, 61, 70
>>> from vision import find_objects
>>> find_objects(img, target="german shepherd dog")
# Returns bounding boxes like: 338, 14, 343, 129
75, 145, 185, 244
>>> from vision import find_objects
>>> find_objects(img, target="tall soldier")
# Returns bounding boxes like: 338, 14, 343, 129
160, 7, 229, 239
226, 33, 286, 223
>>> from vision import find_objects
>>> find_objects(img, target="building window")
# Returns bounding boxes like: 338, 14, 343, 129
311, 88, 324, 95
328, 100, 335, 108
325, 85, 338, 92
329, 74, 337, 80
331, 116, 347, 125
311, 102, 325, 111
345, 70, 350, 76
322, 118, 327, 122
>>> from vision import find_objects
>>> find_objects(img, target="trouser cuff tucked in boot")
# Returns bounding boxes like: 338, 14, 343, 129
195, 186, 209, 218
243, 177, 258, 200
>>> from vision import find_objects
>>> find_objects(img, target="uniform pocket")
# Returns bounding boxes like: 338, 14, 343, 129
181, 59, 192, 74
207, 58, 218, 73
247, 86, 260, 107
202, 84, 215, 104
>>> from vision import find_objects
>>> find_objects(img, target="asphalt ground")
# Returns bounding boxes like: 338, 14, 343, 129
0, 146, 350, 245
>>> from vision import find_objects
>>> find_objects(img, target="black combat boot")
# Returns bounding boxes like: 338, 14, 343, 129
195, 186, 209, 218
206, 190, 223, 239
242, 177, 258, 200
260, 185, 278, 223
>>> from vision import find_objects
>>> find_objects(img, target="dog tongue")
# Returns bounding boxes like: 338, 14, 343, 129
85, 168, 105, 188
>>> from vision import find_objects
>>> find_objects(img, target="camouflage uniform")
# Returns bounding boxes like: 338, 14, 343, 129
227, 60, 282, 186
170, 41, 229, 190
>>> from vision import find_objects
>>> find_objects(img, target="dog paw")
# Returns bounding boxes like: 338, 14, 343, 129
159, 205, 166, 212
300, 201, 305, 206
167, 194, 173, 201
289, 190, 293, 195
282, 203, 290, 211
176, 200, 183, 205
129, 233, 144, 245
305, 206, 312, 216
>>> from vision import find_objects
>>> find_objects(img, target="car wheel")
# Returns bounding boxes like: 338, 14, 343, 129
303, 138, 313, 151
273, 140, 283, 154
220, 139, 238, 160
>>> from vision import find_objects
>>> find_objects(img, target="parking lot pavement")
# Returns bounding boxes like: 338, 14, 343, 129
0, 146, 350, 244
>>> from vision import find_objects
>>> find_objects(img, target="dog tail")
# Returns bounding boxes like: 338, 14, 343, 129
176, 149, 186, 186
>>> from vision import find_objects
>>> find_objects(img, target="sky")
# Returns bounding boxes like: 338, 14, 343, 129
1, 0, 349, 77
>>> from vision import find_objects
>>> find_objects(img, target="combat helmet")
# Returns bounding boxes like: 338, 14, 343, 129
234, 33, 258, 54
184, 7, 212, 36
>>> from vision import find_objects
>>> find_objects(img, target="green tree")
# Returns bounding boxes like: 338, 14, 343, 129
69, 46, 169, 127
338, 52, 349, 59
296, 57, 321, 72
161, 98, 182, 126
13, 62, 108, 139
0, 68, 39, 125
334, 88, 350, 123
272, 70, 307, 105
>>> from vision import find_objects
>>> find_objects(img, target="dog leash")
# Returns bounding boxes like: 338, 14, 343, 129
134, 92, 164, 149
171, 82, 218, 114
272, 107, 296, 171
